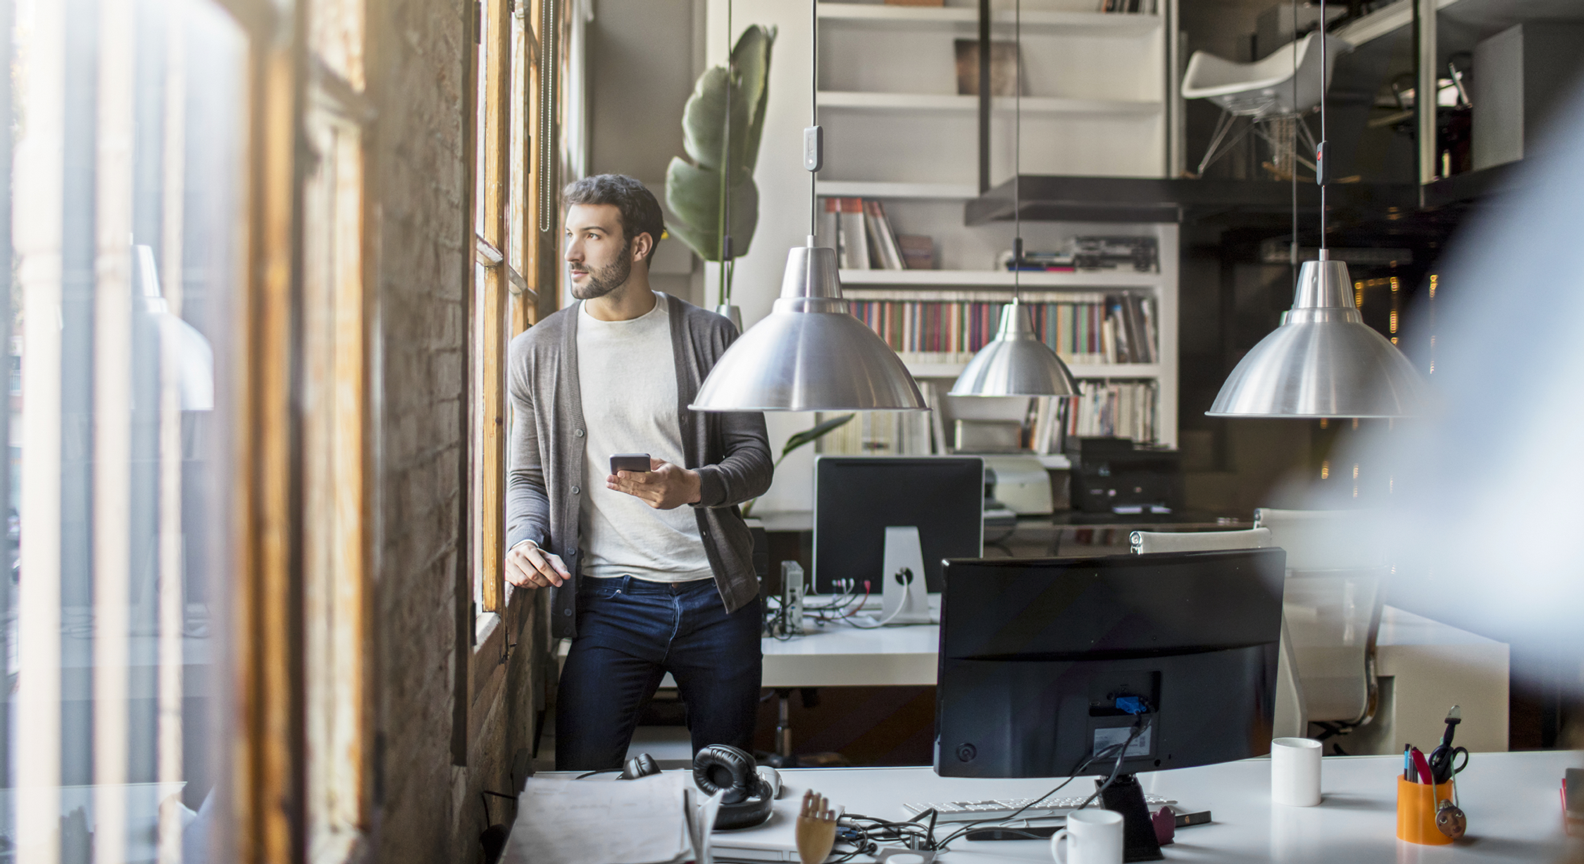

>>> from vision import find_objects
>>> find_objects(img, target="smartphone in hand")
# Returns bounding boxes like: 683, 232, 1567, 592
610, 453, 651, 474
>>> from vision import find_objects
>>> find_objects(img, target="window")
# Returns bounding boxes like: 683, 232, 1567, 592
301, 0, 372, 857
11, 0, 247, 858
469, 0, 557, 652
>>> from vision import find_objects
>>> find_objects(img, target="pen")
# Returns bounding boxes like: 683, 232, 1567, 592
1404, 745, 1412, 781
1411, 747, 1434, 785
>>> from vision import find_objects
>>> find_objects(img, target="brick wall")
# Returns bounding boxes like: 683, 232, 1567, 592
364, 1, 547, 861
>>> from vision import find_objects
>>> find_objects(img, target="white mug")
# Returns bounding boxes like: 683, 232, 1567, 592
1050, 808, 1124, 864
1271, 736, 1323, 807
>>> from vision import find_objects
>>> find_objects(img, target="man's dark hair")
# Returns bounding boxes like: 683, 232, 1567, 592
563, 174, 665, 263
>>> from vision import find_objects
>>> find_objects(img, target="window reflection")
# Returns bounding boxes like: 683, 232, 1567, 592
10, 0, 243, 859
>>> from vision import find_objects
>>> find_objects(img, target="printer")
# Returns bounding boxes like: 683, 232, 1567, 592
1064, 437, 1181, 515
982, 455, 1055, 515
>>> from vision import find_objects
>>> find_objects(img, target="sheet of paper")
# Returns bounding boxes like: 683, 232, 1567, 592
685, 788, 724, 864
502, 773, 690, 864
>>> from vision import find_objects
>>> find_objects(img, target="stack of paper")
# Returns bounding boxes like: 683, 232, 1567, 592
502, 773, 721, 864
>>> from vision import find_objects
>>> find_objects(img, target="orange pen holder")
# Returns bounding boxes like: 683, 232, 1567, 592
1396, 776, 1456, 845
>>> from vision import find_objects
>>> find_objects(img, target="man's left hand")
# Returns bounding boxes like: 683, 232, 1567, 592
608, 457, 702, 510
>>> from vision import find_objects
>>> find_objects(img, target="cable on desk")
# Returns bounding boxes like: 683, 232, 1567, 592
828, 812, 939, 861
934, 713, 1153, 850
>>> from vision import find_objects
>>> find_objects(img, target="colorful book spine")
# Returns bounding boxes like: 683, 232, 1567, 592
845, 294, 1155, 365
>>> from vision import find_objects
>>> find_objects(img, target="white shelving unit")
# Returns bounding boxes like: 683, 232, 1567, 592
839, 269, 1162, 289
818, 91, 1162, 116
812, 0, 1181, 449
817, 2, 1163, 36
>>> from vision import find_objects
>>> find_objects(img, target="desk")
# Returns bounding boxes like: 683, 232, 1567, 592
753, 605, 1510, 754
555, 606, 1509, 755
713, 751, 1581, 863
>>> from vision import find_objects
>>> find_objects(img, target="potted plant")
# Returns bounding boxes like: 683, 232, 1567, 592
665, 23, 775, 331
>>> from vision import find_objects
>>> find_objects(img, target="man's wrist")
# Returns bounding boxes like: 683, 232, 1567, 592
687, 468, 703, 505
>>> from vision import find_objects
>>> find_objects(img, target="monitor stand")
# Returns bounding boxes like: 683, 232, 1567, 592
879, 526, 931, 625
1098, 774, 1164, 862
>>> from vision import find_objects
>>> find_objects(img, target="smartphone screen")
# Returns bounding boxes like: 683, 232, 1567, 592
610, 453, 651, 474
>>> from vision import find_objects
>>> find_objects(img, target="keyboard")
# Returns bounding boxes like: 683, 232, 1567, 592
903, 793, 1175, 823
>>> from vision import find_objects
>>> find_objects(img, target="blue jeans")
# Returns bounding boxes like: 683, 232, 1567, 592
555, 575, 763, 771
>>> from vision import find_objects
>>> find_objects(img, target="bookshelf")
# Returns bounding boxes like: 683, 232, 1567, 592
839, 269, 1162, 288
807, 0, 1181, 451
831, 222, 1180, 449
818, 91, 1163, 117
816, 3, 1164, 36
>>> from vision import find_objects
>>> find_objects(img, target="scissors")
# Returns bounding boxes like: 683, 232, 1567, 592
1427, 705, 1470, 784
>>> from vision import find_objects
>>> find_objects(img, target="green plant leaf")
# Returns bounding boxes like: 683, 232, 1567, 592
666, 24, 776, 263
665, 158, 759, 262
781, 414, 855, 459
732, 25, 775, 173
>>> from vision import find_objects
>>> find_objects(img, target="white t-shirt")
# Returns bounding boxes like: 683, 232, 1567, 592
573, 294, 713, 583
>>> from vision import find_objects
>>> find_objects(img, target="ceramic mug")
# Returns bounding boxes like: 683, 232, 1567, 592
1050, 808, 1124, 864
1271, 737, 1323, 807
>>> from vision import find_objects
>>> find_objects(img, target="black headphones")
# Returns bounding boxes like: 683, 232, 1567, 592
610, 745, 780, 830
693, 744, 781, 830
619, 752, 661, 780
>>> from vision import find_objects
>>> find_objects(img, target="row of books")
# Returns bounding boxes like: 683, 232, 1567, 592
1100, 0, 1159, 13
845, 291, 1159, 365
1030, 381, 1159, 453
819, 197, 933, 271
1001, 236, 1160, 274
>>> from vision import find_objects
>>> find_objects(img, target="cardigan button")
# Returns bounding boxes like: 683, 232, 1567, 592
572, 486, 581, 495
575, 428, 585, 438
562, 608, 572, 617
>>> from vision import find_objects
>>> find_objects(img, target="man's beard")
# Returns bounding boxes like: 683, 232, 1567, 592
570, 242, 633, 300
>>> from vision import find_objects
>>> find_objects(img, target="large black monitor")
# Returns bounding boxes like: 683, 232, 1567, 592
812, 456, 983, 594
936, 548, 1286, 780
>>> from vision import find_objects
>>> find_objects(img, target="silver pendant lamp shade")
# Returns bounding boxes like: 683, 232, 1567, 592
1207, 253, 1426, 417
950, 299, 1077, 397
1209, 0, 1426, 419
949, 0, 1075, 399
692, 0, 925, 413
691, 239, 927, 412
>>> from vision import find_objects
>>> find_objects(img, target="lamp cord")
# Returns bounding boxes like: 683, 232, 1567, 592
810, 0, 818, 237
1319, 0, 1327, 255
1013, 0, 1022, 304
1291, 0, 1298, 285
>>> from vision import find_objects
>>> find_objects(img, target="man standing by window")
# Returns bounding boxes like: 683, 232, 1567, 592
505, 175, 772, 771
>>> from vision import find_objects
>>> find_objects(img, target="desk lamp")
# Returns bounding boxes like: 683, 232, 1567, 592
1206, 0, 1426, 418
691, 0, 926, 412
950, 0, 1078, 399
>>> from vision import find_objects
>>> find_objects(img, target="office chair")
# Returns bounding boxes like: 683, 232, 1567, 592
1130, 515, 1385, 746
1129, 526, 1271, 554
1180, 31, 1351, 178
1129, 527, 1305, 739
1253, 509, 1387, 745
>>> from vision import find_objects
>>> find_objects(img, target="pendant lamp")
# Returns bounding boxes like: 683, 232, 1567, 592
950, 0, 1077, 399
1206, 0, 1426, 418
691, 0, 926, 412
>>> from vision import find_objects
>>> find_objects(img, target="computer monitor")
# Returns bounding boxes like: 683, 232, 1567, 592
812, 456, 983, 595
937, 548, 1285, 778
935, 549, 1285, 858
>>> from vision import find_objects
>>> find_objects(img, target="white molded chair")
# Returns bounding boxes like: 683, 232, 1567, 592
1130, 526, 1270, 555
1130, 515, 1385, 743
1181, 32, 1352, 177
1129, 527, 1306, 739
1254, 509, 1387, 736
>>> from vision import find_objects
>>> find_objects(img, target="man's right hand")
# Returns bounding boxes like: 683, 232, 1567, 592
505, 540, 570, 589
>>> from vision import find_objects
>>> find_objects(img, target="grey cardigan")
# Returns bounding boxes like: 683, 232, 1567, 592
506, 293, 773, 638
